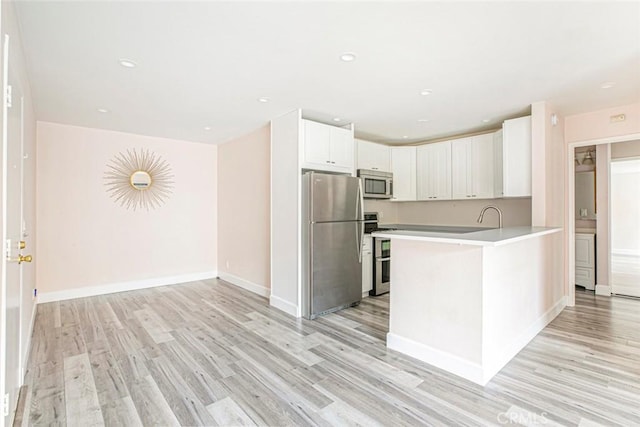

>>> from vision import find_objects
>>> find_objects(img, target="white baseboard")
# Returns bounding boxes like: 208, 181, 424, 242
387, 296, 568, 386
483, 296, 567, 382
37, 271, 218, 303
269, 295, 300, 318
387, 332, 486, 385
217, 272, 270, 297
611, 249, 640, 257
596, 284, 611, 296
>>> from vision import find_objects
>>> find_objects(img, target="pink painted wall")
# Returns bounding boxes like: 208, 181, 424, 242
217, 125, 271, 291
36, 122, 218, 294
565, 103, 640, 143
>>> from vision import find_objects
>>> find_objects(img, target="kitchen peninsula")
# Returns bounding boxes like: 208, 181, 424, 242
372, 226, 564, 385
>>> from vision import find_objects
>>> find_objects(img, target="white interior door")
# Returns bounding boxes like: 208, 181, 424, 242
2, 33, 27, 426
610, 158, 640, 297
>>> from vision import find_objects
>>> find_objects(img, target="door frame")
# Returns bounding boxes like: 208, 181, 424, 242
567, 132, 640, 305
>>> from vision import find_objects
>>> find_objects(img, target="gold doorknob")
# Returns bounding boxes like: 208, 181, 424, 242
19, 254, 32, 263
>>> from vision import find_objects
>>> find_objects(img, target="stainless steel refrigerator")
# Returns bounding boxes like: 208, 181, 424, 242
302, 172, 364, 319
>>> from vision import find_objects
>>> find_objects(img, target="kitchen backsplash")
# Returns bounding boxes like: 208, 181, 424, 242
365, 198, 532, 228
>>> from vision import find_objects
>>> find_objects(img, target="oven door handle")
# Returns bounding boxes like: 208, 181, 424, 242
376, 257, 391, 262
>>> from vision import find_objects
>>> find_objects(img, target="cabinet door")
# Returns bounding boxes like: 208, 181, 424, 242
493, 130, 504, 197
416, 145, 431, 200
451, 138, 472, 199
470, 133, 494, 199
303, 120, 331, 166
575, 234, 595, 268
502, 116, 532, 197
417, 142, 451, 200
391, 147, 416, 201
330, 126, 354, 171
361, 140, 390, 172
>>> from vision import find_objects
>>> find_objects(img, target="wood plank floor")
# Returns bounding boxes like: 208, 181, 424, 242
13, 280, 640, 426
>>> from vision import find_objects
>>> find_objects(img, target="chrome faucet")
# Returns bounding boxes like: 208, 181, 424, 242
477, 205, 503, 228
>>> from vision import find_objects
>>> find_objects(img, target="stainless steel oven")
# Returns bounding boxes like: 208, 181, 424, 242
358, 169, 393, 199
372, 237, 390, 296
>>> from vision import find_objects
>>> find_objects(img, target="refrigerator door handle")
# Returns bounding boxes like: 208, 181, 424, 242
357, 178, 364, 263
357, 220, 364, 263
356, 178, 364, 221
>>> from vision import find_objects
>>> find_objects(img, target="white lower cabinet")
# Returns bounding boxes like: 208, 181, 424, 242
362, 235, 373, 294
575, 233, 595, 290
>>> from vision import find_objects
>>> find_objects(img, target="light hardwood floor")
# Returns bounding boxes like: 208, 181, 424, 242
13, 280, 640, 426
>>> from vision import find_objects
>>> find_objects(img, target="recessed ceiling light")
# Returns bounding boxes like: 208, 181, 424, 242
204, 126, 212, 131
417, 119, 429, 123
420, 89, 432, 96
257, 97, 269, 103
118, 59, 137, 68
482, 118, 491, 123
340, 52, 356, 62
333, 117, 342, 122
600, 81, 615, 89
402, 136, 409, 139
97, 108, 109, 113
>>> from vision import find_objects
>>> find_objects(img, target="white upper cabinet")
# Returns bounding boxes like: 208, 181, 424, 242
302, 119, 354, 174
494, 116, 532, 197
356, 139, 391, 172
391, 146, 417, 201
452, 134, 494, 200
417, 141, 451, 200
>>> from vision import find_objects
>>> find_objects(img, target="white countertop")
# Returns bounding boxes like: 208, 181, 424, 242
371, 226, 563, 247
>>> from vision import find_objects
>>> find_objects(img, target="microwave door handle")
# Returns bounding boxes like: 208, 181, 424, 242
389, 180, 393, 198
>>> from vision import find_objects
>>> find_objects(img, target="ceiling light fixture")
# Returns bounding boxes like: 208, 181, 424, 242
339, 52, 356, 62
97, 108, 109, 113
600, 81, 615, 89
402, 136, 409, 139
482, 119, 491, 123
417, 119, 429, 123
118, 59, 137, 68
420, 89, 432, 96
204, 126, 212, 131
257, 97, 269, 103
333, 117, 342, 122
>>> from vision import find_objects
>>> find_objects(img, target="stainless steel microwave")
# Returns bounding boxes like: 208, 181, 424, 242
357, 169, 393, 199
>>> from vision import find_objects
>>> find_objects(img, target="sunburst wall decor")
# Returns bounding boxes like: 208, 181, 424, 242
104, 148, 174, 211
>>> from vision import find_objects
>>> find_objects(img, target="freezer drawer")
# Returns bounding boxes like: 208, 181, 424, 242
304, 221, 362, 318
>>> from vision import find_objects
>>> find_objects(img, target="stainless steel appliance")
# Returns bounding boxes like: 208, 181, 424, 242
358, 169, 393, 199
302, 172, 364, 319
364, 212, 380, 234
372, 237, 391, 296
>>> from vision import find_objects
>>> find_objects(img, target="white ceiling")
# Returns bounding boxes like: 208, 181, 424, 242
13, 1, 640, 145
